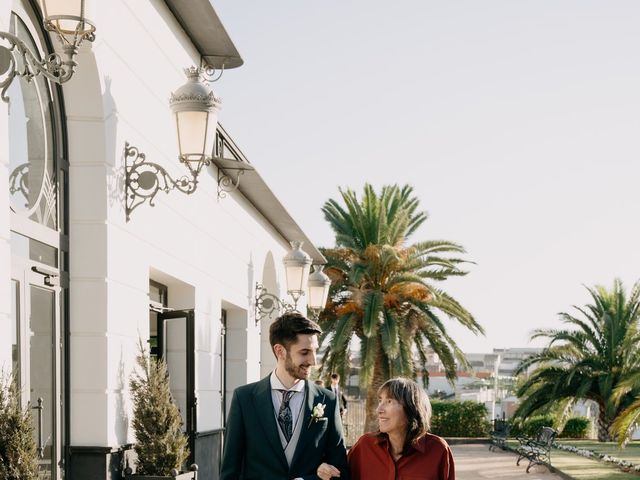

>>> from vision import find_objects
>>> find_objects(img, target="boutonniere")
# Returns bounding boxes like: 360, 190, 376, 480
308, 403, 326, 427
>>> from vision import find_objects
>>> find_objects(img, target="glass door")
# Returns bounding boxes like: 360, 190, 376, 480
11, 259, 62, 480
157, 310, 196, 462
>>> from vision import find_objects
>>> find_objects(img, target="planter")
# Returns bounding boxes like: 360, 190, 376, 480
125, 464, 198, 480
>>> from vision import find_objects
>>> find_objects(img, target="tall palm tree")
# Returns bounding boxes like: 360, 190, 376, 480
514, 280, 640, 441
318, 184, 483, 431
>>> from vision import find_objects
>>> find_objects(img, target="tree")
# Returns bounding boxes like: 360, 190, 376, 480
129, 340, 189, 475
0, 374, 40, 480
318, 184, 483, 431
514, 279, 640, 442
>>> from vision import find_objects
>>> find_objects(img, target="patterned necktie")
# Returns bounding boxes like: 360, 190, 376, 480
277, 390, 295, 442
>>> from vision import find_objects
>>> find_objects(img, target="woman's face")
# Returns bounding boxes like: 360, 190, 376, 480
377, 390, 408, 437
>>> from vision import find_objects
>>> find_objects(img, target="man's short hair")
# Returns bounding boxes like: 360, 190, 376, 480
269, 312, 322, 352
330, 373, 340, 380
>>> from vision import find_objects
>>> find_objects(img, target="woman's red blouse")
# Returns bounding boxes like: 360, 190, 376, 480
348, 432, 455, 480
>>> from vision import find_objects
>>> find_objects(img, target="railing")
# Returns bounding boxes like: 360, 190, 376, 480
343, 399, 366, 448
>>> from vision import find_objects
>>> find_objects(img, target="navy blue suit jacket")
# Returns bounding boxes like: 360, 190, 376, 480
220, 376, 349, 480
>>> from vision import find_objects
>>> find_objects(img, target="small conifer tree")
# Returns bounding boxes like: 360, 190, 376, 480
129, 340, 189, 476
0, 374, 40, 480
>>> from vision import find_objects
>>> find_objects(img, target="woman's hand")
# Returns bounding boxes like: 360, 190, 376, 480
316, 462, 341, 479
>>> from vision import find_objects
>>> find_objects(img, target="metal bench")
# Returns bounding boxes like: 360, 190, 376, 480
516, 426, 557, 473
489, 418, 511, 452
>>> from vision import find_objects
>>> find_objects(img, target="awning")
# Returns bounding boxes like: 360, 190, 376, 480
164, 0, 243, 69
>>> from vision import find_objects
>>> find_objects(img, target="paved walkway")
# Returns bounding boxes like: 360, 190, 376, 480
452, 444, 565, 479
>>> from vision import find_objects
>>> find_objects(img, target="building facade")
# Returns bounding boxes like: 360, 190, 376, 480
0, 1, 323, 479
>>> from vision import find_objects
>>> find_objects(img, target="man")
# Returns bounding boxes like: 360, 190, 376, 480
220, 312, 348, 480
329, 373, 348, 418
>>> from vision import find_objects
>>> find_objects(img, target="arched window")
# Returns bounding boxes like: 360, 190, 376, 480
7, 10, 64, 231
6, 2, 68, 479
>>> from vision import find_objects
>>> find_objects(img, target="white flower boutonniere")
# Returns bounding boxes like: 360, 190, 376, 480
308, 403, 326, 427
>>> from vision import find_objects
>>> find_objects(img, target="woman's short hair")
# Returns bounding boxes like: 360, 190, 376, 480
379, 377, 432, 452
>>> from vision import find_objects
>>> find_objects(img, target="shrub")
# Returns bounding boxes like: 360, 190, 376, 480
0, 374, 39, 480
560, 417, 591, 438
129, 340, 189, 475
509, 415, 555, 437
430, 400, 491, 437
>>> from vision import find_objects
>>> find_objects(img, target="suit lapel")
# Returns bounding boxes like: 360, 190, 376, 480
252, 376, 289, 471
290, 381, 325, 469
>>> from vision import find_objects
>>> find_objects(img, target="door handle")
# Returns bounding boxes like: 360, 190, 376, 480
31, 266, 59, 287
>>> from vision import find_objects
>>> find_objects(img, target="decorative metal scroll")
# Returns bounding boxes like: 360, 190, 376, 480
124, 142, 202, 221
9, 162, 29, 200
217, 167, 246, 199
201, 64, 224, 83
254, 283, 297, 324
0, 31, 75, 102
9, 163, 57, 229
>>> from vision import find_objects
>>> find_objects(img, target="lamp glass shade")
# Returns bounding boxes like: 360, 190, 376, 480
175, 110, 215, 161
307, 266, 331, 310
42, 0, 91, 34
283, 241, 312, 295
170, 67, 221, 163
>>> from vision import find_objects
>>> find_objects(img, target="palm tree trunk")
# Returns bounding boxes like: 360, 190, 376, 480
596, 401, 611, 442
364, 350, 385, 433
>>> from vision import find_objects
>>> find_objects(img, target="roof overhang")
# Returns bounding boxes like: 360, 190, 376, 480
164, 0, 243, 69
213, 126, 327, 265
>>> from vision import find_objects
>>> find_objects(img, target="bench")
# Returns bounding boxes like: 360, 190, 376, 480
516, 426, 557, 473
489, 419, 511, 452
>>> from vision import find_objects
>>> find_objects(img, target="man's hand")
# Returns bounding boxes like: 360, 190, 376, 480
316, 462, 341, 479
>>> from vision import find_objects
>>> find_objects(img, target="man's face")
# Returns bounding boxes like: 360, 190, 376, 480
281, 333, 318, 380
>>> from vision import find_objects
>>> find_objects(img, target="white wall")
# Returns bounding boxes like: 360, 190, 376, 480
61, 0, 299, 447
0, 0, 309, 449
0, 0, 11, 374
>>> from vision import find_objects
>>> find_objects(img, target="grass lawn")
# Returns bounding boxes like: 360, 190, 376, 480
505, 440, 640, 479
552, 448, 639, 479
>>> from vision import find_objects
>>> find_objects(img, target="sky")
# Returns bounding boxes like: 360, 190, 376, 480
212, 1, 640, 352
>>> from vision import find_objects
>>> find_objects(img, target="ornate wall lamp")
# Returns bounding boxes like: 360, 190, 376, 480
255, 241, 332, 323
124, 67, 252, 220
0, 0, 96, 102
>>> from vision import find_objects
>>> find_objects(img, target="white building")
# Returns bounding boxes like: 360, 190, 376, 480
1, 1, 324, 479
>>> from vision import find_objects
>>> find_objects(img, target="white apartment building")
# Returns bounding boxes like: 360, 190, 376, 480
1, 1, 323, 479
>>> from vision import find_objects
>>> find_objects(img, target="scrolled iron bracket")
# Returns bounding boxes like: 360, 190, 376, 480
0, 17, 95, 102
254, 282, 297, 324
212, 157, 255, 200
217, 167, 246, 199
201, 64, 224, 83
124, 142, 204, 221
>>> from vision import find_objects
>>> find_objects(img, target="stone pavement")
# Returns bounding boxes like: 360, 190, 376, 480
452, 443, 565, 479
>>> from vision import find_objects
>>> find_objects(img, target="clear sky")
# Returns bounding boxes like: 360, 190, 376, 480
213, 1, 640, 352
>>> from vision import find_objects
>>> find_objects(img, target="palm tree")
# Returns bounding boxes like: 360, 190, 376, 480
317, 184, 483, 431
612, 383, 640, 446
514, 279, 640, 442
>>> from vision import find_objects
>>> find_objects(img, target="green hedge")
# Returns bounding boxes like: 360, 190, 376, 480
509, 415, 555, 437
558, 417, 590, 438
430, 400, 490, 437
509, 415, 591, 439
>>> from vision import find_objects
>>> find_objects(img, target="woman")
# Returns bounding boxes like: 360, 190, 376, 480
317, 377, 454, 480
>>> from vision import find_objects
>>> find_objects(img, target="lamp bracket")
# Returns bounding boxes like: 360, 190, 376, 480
124, 142, 205, 221
254, 282, 297, 324
0, 30, 79, 102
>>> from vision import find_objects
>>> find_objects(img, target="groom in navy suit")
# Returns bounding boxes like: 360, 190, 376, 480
220, 312, 348, 480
